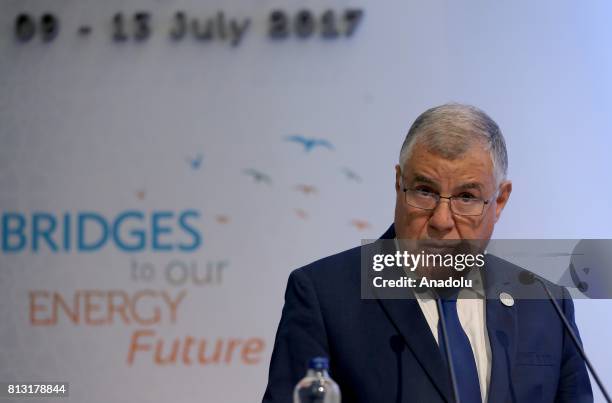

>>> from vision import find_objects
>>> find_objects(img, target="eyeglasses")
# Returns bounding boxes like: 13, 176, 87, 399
402, 188, 494, 216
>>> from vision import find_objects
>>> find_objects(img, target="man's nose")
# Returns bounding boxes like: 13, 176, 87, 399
428, 199, 455, 235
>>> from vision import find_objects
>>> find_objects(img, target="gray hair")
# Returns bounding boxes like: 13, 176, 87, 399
399, 103, 508, 185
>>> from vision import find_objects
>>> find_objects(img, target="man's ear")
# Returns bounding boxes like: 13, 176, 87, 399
494, 180, 512, 221
395, 165, 402, 192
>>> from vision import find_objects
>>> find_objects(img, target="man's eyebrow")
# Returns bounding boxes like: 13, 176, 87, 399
408, 175, 484, 191
411, 174, 437, 185
456, 182, 484, 191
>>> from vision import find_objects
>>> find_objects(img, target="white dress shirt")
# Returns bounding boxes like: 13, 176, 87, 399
414, 269, 492, 403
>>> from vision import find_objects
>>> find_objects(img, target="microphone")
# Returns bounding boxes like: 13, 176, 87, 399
435, 295, 461, 403
519, 270, 611, 403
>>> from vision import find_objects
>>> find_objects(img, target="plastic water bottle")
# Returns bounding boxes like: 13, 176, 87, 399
293, 357, 341, 403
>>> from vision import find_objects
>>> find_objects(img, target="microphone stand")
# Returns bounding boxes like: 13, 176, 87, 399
524, 272, 611, 403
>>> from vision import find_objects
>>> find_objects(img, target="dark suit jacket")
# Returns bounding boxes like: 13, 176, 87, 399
263, 225, 593, 402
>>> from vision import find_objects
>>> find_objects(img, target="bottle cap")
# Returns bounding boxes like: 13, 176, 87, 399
308, 357, 329, 370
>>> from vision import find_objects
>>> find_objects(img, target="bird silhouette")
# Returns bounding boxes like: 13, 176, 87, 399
187, 153, 204, 170
215, 215, 230, 224
294, 209, 309, 220
243, 168, 272, 184
295, 184, 318, 195
351, 219, 371, 231
342, 167, 362, 183
285, 135, 334, 152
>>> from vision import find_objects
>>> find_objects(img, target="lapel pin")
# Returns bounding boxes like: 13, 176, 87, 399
499, 292, 514, 307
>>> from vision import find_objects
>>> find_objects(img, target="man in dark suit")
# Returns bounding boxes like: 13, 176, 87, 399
263, 104, 593, 402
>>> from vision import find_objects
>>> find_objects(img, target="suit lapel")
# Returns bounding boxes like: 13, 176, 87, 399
483, 255, 518, 403
378, 277, 519, 403
372, 226, 453, 402
376, 297, 453, 403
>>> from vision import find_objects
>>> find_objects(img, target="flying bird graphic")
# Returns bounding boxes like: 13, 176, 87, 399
351, 219, 371, 231
187, 153, 204, 170
285, 135, 334, 152
294, 209, 309, 220
243, 168, 272, 184
295, 184, 318, 195
215, 215, 230, 224
342, 167, 362, 183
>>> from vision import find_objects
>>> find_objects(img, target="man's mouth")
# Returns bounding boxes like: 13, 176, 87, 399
419, 240, 466, 254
